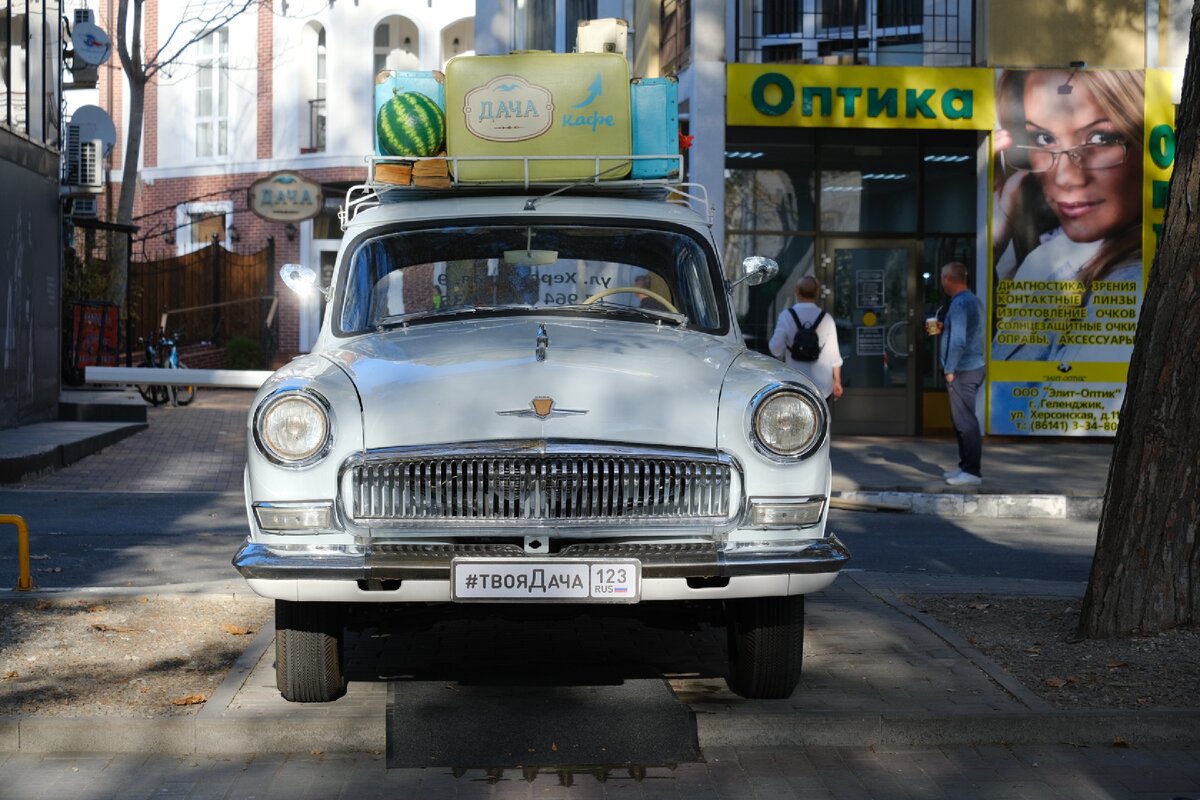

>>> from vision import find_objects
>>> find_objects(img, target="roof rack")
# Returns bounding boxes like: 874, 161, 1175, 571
341, 154, 709, 229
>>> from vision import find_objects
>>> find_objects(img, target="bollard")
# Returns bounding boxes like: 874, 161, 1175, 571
0, 514, 35, 591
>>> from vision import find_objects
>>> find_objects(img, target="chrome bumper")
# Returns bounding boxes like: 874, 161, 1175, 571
232, 534, 850, 582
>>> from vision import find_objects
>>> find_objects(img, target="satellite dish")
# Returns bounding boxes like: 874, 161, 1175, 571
70, 105, 117, 156
72, 22, 112, 66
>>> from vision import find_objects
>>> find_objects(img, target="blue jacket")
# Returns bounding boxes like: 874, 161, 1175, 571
941, 290, 985, 373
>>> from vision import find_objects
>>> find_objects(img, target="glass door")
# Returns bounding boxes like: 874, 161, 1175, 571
818, 238, 919, 435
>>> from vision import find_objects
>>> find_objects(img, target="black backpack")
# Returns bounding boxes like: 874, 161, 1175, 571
786, 308, 825, 362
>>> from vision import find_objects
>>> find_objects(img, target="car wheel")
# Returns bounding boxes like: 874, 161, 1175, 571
275, 600, 346, 702
725, 595, 805, 699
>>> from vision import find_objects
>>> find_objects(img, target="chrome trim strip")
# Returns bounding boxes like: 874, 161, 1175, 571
232, 533, 850, 582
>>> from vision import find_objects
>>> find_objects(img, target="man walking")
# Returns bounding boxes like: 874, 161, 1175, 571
938, 262, 985, 486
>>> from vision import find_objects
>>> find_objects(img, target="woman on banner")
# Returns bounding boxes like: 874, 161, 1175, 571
991, 69, 1144, 363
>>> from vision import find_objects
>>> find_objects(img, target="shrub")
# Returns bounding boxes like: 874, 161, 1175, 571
225, 335, 264, 370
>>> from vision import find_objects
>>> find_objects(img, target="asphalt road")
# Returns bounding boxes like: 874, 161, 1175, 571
0, 490, 1099, 589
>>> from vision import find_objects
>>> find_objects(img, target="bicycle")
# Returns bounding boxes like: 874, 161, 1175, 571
136, 330, 196, 407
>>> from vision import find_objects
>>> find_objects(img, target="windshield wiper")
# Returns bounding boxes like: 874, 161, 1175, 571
375, 304, 537, 329
558, 300, 688, 326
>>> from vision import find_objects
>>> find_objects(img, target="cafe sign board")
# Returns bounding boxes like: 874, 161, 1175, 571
248, 171, 323, 222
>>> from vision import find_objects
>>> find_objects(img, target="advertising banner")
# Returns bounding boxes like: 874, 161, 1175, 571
987, 69, 1175, 436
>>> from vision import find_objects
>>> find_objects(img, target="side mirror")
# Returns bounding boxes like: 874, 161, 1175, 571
729, 256, 779, 290
280, 263, 328, 299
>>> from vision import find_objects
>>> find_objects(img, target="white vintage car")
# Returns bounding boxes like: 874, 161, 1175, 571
234, 170, 849, 702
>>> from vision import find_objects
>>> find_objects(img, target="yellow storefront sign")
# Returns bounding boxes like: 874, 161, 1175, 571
727, 64, 996, 131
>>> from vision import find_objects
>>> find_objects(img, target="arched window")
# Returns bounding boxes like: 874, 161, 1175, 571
374, 16, 419, 75
300, 23, 325, 153
440, 18, 475, 70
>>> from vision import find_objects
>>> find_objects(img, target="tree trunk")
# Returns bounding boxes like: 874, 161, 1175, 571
109, 80, 145, 310
1078, 5, 1200, 637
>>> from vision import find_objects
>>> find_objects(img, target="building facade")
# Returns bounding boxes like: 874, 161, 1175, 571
93, 0, 476, 362
1, 0, 64, 428
94, 0, 1188, 437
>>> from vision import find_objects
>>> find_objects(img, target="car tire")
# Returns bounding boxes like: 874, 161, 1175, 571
724, 595, 805, 699
275, 600, 346, 703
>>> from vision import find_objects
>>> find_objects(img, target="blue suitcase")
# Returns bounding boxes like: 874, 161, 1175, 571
374, 70, 446, 156
630, 77, 679, 179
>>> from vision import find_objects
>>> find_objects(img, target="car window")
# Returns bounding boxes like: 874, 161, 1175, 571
337, 224, 726, 334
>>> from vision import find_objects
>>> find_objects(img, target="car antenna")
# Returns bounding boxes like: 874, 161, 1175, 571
523, 161, 633, 211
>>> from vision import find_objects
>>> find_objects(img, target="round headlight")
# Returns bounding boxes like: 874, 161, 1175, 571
256, 392, 331, 465
753, 390, 822, 457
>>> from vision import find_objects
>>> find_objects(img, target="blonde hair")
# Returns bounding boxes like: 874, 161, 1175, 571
997, 69, 1144, 290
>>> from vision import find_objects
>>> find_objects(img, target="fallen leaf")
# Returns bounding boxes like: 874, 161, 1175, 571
1044, 676, 1068, 688
86, 605, 108, 613
222, 623, 253, 636
1106, 661, 1129, 669
2, 671, 17, 680
92, 623, 138, 633
1111, 737, 1131, 748
310, 749, 324, 756
33, 600, 55, 610
1024, 647, 1041, 654
551, 743, 558, 752
170, 694, 206, 706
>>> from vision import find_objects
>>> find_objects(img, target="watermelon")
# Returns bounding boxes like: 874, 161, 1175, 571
376, 90, 445, 157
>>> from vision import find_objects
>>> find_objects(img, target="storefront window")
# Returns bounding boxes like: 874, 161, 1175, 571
725, 167, 815, 236
920, 236, 974, 389
923, 147, 976, 233
819, 144, 918, 233
726, 232, 815, 355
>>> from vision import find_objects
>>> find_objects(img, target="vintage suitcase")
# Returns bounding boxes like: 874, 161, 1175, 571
444, 52, 631, 183
630, 77, 680, 179
374, 70, 446, 157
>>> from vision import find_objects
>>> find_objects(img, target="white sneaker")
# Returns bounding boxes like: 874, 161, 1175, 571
946, 472, 982, 487
943, 469, 963, 479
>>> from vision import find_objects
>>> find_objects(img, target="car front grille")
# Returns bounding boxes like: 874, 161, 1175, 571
346, 450, 735, 526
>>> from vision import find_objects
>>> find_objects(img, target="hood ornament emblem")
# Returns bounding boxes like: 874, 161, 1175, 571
497, 396, 588, 420
536, 324, 549, 362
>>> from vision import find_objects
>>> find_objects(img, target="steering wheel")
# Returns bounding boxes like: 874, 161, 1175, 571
582, 286, 680, 315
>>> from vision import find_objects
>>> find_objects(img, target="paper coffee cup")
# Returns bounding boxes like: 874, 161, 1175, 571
925, 317, 942, 335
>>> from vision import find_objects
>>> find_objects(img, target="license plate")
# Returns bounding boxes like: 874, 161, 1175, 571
451, 558, 641, 603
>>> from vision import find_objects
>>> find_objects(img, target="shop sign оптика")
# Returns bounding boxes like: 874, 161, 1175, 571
727, 64, 1176, 437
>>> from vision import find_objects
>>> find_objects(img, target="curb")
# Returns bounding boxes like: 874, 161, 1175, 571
695, 710, 1200, 748
0, 422, 147, 484
834, 490, 1104, 519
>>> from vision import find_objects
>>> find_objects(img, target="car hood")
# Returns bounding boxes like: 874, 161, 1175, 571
323, 317, 743, 451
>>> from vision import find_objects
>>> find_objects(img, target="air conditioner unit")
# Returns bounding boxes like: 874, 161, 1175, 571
65, 123, 104, 196
577, 18, 628, 56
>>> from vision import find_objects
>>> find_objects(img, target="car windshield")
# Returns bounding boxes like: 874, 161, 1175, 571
336, 223, 727, 334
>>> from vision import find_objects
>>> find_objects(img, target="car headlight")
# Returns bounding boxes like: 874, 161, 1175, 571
254, 390, 332, 467
750, 385, 826, 459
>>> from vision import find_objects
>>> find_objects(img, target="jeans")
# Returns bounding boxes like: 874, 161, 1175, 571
947, 367, 984, 477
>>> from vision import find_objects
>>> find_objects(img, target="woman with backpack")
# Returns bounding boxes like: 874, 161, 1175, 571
768, 275, 844, 402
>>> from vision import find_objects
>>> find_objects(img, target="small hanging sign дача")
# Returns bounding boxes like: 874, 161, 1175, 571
248, 171, 323, 222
